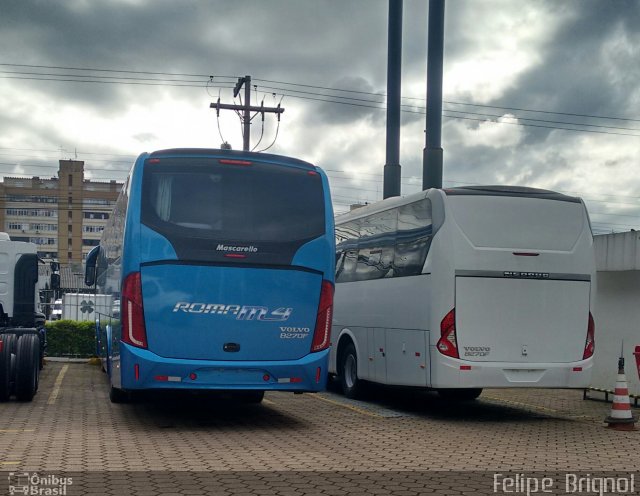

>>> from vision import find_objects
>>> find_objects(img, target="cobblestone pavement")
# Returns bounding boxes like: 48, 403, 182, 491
0, 362, 638, 495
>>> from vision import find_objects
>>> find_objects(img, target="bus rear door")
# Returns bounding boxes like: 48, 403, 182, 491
446, 191, 594, 366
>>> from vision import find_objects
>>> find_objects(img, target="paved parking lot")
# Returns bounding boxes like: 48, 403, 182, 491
0, 361, 638, 495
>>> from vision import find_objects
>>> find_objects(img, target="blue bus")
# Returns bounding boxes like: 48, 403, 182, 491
85, 148, 335, 403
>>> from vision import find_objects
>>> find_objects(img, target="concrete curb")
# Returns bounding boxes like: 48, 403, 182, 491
44, 357, 91, 363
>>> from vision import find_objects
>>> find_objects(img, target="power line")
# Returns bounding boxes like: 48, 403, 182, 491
8, 62, 634, 124
0, 69, 211, 84
441, 100, 640, 124
2, 62, 639, 133
0, 74, 233, 90
1, 78, 638, 138
252, 77, 640, 123
271, 92, 640, 137
251, 83, 640, 133
0, 150, 138, 163
3, 162, 640, 220
441, 108, 640, 133
2, 157, 640, 214
0, 162, 130, 173
0, 63, 234, 80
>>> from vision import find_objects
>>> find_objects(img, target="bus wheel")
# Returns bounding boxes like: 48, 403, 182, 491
15, 335, 39, 402
0, 334, 15, 401
340, 343, 362, 399
109, 385, 130, 404
437, 388, 483, 401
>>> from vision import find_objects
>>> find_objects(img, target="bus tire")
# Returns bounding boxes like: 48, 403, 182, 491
339, 342, 362, 399
437, 388, 483, 401
0, 334, 15, 401
15, 335, 39, 402
109, 385, 130, 403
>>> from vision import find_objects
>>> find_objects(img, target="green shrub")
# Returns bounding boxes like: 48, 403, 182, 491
45, 320, 96, 358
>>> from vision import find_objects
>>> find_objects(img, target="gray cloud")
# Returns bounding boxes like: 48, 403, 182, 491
133, 132, 157, 143
0, 0, 639, 230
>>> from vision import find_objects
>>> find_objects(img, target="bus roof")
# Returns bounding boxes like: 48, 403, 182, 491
335, 185, 582, 225
444, 185, 581, 203
147, 148, 317, 170
335, 190, 430, 224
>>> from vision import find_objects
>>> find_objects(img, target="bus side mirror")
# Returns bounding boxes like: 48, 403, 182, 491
85, 246, 100, 287
50, 273, 60, 290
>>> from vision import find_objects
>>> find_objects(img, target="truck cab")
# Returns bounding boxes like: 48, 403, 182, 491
0, 233, 59, 401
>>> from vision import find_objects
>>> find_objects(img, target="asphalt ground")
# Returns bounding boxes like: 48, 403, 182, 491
0, 361, 638, 495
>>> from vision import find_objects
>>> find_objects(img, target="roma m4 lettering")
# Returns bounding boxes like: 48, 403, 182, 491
173, 302, 292, 321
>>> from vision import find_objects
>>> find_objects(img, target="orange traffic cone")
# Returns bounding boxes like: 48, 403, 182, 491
605, 356, 637, 431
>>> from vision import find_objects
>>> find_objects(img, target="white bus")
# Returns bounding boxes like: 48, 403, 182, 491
329, 186, 596, 400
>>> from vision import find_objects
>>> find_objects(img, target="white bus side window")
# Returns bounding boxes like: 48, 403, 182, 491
393, 199, 433, 277
356, 209, 397, 281
335, 221, 359, 283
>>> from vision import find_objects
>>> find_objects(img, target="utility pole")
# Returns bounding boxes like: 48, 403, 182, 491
383, 0, 403, 199
210, 75, 284, 151
241, 75, 251, 151
423, 0, 445, 190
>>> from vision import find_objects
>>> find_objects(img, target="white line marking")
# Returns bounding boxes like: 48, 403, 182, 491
47, 364, 69, 405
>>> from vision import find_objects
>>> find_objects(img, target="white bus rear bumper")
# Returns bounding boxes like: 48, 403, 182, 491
430, 353, 593, 389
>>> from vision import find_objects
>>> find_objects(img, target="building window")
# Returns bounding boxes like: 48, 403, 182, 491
6, 208, 57, 217
28, 237, 55, 245
68, 211, 73, 220
68, 252, 72, 260
82, 225, 104, 233
6, 195, 57, 203
68, 175, 73, 187
84, 212, 109, 220
84, 198, 112, 205
68, 225, 73, 234
29, 223, 57, 232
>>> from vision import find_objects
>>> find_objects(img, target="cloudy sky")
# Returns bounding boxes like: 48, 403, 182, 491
1, 0, 639, 231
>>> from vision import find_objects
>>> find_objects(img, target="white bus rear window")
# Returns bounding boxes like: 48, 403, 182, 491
448, 196, 585, 251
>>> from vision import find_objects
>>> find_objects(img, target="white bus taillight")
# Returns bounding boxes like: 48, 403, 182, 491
311, 280, 334, 353
437, 309, 459, 358
122, 272, 148, 349
583, 312, 595, 359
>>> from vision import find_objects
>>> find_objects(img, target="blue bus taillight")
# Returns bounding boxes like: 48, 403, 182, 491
122, 272, 148, 349
311, 281, 334, 353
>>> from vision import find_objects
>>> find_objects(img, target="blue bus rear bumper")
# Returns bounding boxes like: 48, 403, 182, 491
119, 344, 330, 392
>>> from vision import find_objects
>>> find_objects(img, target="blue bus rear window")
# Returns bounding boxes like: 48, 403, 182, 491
140, 158, 325, 258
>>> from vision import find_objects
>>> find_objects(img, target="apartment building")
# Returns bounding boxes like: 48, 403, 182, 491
0, 159, 122, 262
